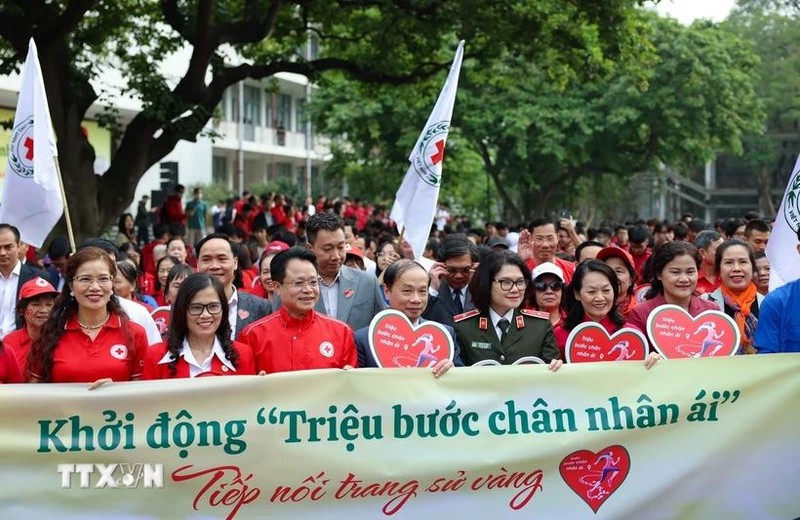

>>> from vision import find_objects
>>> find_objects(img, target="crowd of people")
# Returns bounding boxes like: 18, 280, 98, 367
0, 186, 797, 385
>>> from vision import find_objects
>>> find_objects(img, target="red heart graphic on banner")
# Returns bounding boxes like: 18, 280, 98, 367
646, 305, 740, 359
560, 445, 630, 513
564, 323, 647, 363
368, 310, 454, 368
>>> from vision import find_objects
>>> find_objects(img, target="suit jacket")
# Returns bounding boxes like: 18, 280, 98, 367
272, 266, 385, 332
14, 263, 52, 329
234, 291, 271, 340
422, 282, 474, 327
354, 318, 464, 368
703, 287, 764, 318
454, 308, 559, 365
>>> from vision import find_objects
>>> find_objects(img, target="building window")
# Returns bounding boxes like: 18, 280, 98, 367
267, 93, 292, 130
212, 156, 228, 186
227, 88, 238, 122
243, 85, 261, 126
296, 98, 305, 133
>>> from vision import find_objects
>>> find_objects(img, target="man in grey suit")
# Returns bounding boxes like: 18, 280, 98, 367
303, 212, 385, 331
422, 233, 479, 327
196, 233, 271, 339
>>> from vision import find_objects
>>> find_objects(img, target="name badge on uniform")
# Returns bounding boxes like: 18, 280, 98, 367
471, 341, 493, 350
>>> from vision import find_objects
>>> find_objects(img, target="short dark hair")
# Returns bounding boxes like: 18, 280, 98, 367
195, 232, 235, 257
270, 247, 317, 283
629, 226, 651, 245
79, 238, 119, 259
744, 219, 770, 237
468, 250, 531, 315
0, 223, 20, 243
528, 218, 553, 233
694, 230, 721, 250
688, 219, 709, 233
383, 259, 428, 289
305, 212, 344, 244
437, 233, 478, 262
723, 217, 746, 238
575, 240, 605, 262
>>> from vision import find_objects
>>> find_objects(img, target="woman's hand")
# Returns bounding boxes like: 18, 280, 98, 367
548, 359, 563, 372
88, 378, 113, 390
644, 352, 661, 370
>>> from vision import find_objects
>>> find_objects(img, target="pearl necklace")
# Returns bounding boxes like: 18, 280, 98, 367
78, 314, 110, 330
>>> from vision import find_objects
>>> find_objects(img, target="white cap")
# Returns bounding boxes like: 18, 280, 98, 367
531, 262, 564, 282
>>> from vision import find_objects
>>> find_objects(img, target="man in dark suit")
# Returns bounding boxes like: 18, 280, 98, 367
0, 223, 50, 336
196, 233, 271, 339
422, 233, 479, 327
271, 212, 385, 332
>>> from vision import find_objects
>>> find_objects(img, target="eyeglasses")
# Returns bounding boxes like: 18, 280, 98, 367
533, 281, 563, 292
187, 302, 223, 315
446, 266, 473, 275
494, 278, 528, 291
288, 279, 320, 290
73, 275, 114, 287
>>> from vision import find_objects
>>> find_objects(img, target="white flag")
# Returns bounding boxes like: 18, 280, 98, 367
0, 38, 63, 248
390, 41, 465, 259
766, 153, 800, 290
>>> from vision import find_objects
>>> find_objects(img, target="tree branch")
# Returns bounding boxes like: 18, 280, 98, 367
216, 0, 284, 45
52, 0, 101, 42
161, 0, 193, 43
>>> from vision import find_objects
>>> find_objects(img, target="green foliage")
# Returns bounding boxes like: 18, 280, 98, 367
311, 9, 765, 225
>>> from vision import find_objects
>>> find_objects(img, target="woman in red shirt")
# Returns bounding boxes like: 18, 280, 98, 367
555, 260, 659, 367
142, 273, 255, 379
29, 247, 148, 383
3, 277, 59, 379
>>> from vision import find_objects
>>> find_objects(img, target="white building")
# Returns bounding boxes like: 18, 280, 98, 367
0, 50, 331, 214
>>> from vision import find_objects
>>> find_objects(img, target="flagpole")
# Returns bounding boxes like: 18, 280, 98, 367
53, 159, 76, 254
396, 226, 406, 257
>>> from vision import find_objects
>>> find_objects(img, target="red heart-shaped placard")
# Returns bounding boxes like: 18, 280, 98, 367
646, 305, 740, 358
565, 323, 647, 363
368, 310, 454, 368
560, 445, 630, 513
150, 306, 171, 337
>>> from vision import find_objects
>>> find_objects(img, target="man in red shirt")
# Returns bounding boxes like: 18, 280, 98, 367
519, 218, 575, 284
239, 247, 357, 374
627, 226, 653, 282
694, 230, 723, 294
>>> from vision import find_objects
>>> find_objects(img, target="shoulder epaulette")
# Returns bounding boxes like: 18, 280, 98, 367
454, 309, 481, 322
520, 309, 550, 319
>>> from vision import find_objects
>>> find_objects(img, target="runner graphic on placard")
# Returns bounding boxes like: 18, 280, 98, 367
608, 340, 634, 361
579, 450, 622, 500
693, 321, 725, 358
412, 333, 440, 367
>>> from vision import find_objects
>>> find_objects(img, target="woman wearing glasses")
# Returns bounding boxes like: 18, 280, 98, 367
142, 273, 255, 379
454, 250, 561, 369
28, 247, 148, 383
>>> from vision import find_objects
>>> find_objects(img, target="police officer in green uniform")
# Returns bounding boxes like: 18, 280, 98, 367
454, 250, 561, 368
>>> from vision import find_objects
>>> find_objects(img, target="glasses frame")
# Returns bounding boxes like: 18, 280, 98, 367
187, 302, 224, 316
493, 278, 528, 291
533, 281, 564, 292
72, 275, 114, 287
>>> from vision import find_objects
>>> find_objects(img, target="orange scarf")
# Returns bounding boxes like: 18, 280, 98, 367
720, 283, 758, 355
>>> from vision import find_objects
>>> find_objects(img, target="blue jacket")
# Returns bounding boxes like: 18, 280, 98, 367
754, 278, 800, 353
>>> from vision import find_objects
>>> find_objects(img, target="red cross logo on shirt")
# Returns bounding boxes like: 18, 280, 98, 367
109, 344, 128, 360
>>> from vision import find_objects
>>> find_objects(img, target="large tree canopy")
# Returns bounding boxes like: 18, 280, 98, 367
0, 0, 643, 241
312, 11, 765, 223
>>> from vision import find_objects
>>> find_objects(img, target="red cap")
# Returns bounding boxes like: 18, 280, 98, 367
265, 241, 290, 254
596, 246, 636, 274
346, 246, 364, 259
19, 277, 59, 301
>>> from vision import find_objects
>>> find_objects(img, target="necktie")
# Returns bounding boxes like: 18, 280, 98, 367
453, 288, 464, 314
497, 318, 510, 342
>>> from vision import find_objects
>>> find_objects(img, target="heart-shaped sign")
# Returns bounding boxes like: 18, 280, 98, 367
565, 323, 647, 363
368, 310, 454, 368
646, 305, 740, 358
560, 445, 630, 513
150, 306, 172, 337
